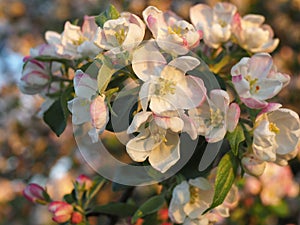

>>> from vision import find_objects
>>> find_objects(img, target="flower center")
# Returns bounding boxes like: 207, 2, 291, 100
155, 77, 176, 96
269, 122, 280, 134
218, 19, 228, 28
115, 28, 126, 45
208, 108, 224, 128
245, 75, 260, 94
72, 36, 86, 46
189, 185, 199, 204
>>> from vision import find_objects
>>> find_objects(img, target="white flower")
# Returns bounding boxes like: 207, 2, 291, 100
132, 41, 206, 115
190, 2, 237, 48
168, 177, 213, 225
169, 176, 238, 225
95, 12, 145, 52
232, 13, 279, 53
46, 16, 101, 59
126, 111, 183, 173
188, 89, 240, 143
143, 6, 201, 55
253, 106, 300, 165
231, 53, 290, 109
68, 70, 109, 143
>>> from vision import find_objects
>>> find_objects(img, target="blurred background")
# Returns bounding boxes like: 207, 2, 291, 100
0, 0, 299, 224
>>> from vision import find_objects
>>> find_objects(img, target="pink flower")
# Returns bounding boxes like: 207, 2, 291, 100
76, 174, 93, 190
48, 201, 73, 223
143, 6, 201, 55
231, 53, 290, 109
23, 183, 48, 204
232, 13, 279, 53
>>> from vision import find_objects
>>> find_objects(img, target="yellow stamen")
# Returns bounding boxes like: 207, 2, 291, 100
269, 122, 280, 134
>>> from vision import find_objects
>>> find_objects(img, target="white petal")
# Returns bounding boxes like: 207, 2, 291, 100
126, 128, 158, 162
132, 40, 166, 81
209, 89, 230, 109
154, 115, 184, 133
142, 6, 166, 38
127, 111, 152, 134
249, 53, 273, 79
190, 4, 212, 30
188, 177, 211, 191
172, 181, 190, 204
253, 115, 277, 161
227, 103, 240, 132
148, 131, 180, 173
68, 97, 91, 125
168, 56, 200, 74
74, 70, 98, 99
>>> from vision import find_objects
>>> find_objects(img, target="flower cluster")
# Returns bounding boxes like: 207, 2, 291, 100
20, 2, 300, 225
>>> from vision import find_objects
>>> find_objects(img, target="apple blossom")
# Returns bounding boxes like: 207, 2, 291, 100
231, 53, 290, 108
188, 89, 240, 143
48, 201, 73, 223
232, 13, 279, 53
95, 12, 145, 52
68, 70, 109, 143
132, 41, 206, 114
252, 107, 300, 165
46, 16, 101, 59
190, 2, 237, 48
76, 174, 93, 190
126, 111, 183, 173
19, 44, 61, 95
168, 176, 238, 225
23, 183, 48, 204
143, 6, 201, 55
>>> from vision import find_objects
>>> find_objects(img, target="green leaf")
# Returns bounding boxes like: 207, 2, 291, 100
43, 99, 67, 136
93, 202, 137, 217
97, 55, 117, 94
131, 195, 165, 224
226, 124, 245, 156
63, 190, 76, 204
95, 5, 120, 28
205, 153, 238, 213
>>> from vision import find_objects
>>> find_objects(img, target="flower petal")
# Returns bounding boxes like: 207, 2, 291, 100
154, 115, 184, 133
249, 53, 273, 78
126, 128, 157, 162
68, 97, 91, 125
227, 103, 240, 132
148, 131, 180, 173
168, 56, 200, 74
74, 70, 97, 99
132, 40, 166, 81
127, 111, 152, 134
90, 95, 109, 132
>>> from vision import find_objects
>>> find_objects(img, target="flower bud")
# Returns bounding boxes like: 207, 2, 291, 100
19, 57, 50, 95
71, 211, 84, 224
242, 154, 266, 176
48, 201, 73, 223
76, 174, 93, 191
23, 183, 48, 204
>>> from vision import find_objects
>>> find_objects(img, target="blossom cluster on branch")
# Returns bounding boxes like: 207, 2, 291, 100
20, 2, 300, 225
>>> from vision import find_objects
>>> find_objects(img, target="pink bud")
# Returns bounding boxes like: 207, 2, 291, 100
76, 174, 93, 190
71, 211, 84, 224
48, 201, 73, 223
23, 183, 47, 204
